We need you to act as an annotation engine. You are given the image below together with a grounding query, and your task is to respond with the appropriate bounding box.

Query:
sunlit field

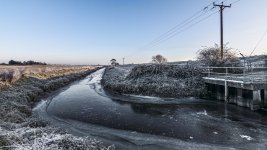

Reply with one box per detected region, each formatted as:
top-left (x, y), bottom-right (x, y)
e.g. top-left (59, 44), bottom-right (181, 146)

top-left (0, 65), bottom-right (96, 87)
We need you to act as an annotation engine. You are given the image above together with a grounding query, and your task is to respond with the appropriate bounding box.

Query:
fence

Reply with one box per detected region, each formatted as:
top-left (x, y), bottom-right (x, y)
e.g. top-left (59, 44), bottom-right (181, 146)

top-left (203, 67), bottom-right (267, 83)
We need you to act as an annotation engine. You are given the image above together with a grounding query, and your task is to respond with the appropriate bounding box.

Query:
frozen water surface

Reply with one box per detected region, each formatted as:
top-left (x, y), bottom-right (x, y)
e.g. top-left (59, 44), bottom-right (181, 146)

top-left (34, 68), bottom-right (267, 150)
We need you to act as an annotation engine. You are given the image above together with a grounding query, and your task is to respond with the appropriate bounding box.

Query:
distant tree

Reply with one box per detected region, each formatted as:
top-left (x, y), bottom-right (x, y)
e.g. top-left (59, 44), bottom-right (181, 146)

top-left (23, 60), bottom-right (47, 65)
top-left (9, 60), bottom-right (22, 65)
top-left (8, 60), bottom-right (47, 65)
top-left (197, 44), bottom-right (241, 67)
top-left (110, 59), bottom-right (119, 66)
top-left (152, 54), bottom-right (167, 64)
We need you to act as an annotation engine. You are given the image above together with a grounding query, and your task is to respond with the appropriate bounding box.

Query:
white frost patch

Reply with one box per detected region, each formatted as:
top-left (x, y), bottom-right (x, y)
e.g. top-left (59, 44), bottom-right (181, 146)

top-left (126, 94), bottom-right (162, 99)
top-left (0, 127), bottom-right (114, 150)
top-left (203, 77), bottom-right (246, 84)
top-left (87, 68), bottom-right (105, 84)
top-left (32, 100), bottom-right (47, 111)
top-left (240, 135), bottom-right (253, 141)
top-left (197, 110), bottom-right (208, 116)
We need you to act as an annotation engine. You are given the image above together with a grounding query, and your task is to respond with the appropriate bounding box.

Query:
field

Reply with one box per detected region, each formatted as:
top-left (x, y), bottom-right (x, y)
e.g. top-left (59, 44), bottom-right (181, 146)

top-left (0, 65), bottom-right (96, 88)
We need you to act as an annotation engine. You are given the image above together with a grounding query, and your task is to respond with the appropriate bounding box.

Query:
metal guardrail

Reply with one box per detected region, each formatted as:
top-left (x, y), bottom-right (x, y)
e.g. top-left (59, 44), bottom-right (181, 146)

top-left (203, 67), bottom-right (267, 83)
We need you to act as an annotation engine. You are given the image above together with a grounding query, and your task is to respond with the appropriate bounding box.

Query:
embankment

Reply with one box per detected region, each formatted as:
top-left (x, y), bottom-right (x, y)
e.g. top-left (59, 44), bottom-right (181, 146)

top-left (0, 67), bottom-right (112, 149)
top-left (102, 64), bottom-right (207, 98)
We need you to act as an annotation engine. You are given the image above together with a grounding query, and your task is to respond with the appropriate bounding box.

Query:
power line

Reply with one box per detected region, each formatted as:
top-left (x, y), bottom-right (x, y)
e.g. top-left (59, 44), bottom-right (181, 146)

top-left (148, 2), bottom-right (217, 47)
top-left (125, 1), bottom-right (221, 58)
top-left (143, 1), bottom-right (235, 48)
top-left (145, 1), bottom-right (223, 49)
top-left (150, 10), bottom-right (220, 49)
top-left (149, 0), bottom-right (242, 52)
top-left (231, 0), bottom-right (241, 5)
top-left (148, 11), bottom-right (213, 48)
top-left (125, 0), bottom-right (241, 59)
top-left (148, 10), bottom-right (208, 47)
top-left (250, 28), bottom-right (267, 56)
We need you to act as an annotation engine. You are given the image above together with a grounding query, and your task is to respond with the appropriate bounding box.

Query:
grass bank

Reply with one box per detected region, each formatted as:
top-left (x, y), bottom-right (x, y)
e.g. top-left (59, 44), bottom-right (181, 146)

top-left (102, 64), bottom-right (207, 98)
top-left (0, 66), bottom-right (113, 149)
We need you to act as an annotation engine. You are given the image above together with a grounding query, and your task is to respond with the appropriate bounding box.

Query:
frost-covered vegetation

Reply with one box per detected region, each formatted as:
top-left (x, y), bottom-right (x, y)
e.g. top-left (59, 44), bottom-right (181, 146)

top-left (0, 127), bottom-right (113, 150)
top-left (0, 66), bottom-right (113, 149)
top-left (102, 64), bottom-right (206, 98)
top-left (197, 44), bottom-right (242, 70)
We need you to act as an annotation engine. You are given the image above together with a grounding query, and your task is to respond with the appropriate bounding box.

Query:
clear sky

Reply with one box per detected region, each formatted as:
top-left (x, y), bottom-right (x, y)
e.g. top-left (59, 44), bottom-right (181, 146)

top-left (0, 0), bottom-right (266, 65)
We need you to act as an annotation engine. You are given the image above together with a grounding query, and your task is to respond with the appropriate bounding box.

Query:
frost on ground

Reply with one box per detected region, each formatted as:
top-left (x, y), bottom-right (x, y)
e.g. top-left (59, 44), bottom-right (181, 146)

top-left (102, 64), bottom-right (207, 98)
top-left (240, 135), bottom-right (253, 141)
top-left (0, 66), bottom-right (112, 149)
top-left (0, 127), bottom-right (114, 150)
top-left (197, 110), bottom-right (208, 115)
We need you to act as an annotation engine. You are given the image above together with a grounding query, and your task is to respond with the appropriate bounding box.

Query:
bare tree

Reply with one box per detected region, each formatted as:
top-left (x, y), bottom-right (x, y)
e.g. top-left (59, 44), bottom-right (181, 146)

top-left (152, 54), bottom-right (167, 64)
top-left (197, 44), bottom-right (240, 67)
top-left (110, 59), bottom-right (119, 66)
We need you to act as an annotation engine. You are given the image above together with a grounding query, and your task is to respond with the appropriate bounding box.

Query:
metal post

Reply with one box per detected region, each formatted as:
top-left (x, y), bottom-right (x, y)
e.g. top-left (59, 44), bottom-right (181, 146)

top-left (243, 67), bottom-right (245, 82)
top-left (208, 67), bottom-right (210, 77)
top-left (225, 80), bottom-right (228, 102)
top-left (251, 67), bottom-right (254, 83)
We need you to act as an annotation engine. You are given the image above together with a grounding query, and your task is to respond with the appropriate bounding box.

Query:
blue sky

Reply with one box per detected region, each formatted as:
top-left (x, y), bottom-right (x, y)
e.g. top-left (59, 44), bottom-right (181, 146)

top-left (0, 0), bottom-right (266, 65)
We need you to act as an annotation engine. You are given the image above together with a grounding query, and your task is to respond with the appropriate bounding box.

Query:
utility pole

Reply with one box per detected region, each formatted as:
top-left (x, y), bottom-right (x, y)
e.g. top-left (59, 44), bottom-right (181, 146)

top-left (213, 2), bottom-right (231, 59)
top-left (122, 57), bottom-right (125, 65)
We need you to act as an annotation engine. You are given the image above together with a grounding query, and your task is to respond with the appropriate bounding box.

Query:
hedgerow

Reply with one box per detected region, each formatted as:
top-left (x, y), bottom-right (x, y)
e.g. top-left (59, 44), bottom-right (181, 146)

top-left (102, 64), bottom-right (207, 98)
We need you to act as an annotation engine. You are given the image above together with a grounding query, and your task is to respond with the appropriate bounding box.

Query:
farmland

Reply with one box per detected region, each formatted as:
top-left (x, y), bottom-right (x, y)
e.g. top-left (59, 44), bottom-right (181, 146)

top-left (0, 65), bottom-right (96, 88)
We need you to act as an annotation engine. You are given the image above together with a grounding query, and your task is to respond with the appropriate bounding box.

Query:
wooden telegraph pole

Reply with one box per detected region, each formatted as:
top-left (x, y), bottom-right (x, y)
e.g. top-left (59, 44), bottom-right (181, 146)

top-left (213, 2), bottom-right (231, 59)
